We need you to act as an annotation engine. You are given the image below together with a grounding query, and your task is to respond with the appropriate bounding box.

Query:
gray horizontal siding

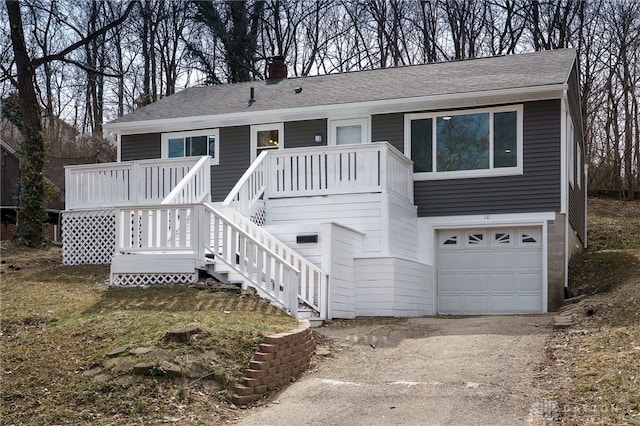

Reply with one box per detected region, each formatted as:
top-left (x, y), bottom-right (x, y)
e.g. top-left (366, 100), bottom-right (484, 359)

top-left (285, 119), bottom-right (327, 148)
top-left (211, 126), bottom-right (250, 202)
top-left (567, 62), bottom-right (586, 244)
top-left (372, 113), bottom-right (404, 152)
top-left (121, 133), bottom-right (161, 161)
top-left (414, 99), bottom-right (562, 216)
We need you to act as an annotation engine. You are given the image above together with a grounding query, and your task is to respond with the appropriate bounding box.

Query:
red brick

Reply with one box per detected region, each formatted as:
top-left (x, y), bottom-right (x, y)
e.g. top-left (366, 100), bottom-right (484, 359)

top-left (254, 384), bottom-right (268, 394)
top-left (243, 377), bottom-right (261, 387)
top-left (279, 367), bottom-right (292, 377)
top-left (263, 334), bottom-right (285, 345)
top-left (234, 384), bottom-right (254, 396)
top-left (260, 375), bottom-right (275, 385)
top-left (245, 369), bottom-right (267, 379)
top-left (232, 394), bottom-right (257, 406)
top-left (259, 343), bottom-right (279, 353)
top-left (249, 360), bottom-right (269, 370)
top-left (254, 352), bottom-right (273, 361)
top-left (270, 358), bottom-right (282, 367)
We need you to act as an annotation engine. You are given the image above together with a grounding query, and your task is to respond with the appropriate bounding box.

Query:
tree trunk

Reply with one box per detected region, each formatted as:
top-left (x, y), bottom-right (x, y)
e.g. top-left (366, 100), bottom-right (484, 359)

top-left (6, 0), bottom-right (49, 245)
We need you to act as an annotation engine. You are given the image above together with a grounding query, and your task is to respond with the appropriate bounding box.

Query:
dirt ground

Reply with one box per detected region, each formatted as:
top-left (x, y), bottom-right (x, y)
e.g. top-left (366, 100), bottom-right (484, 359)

top-left (235, 315), bottom-right (552, 426)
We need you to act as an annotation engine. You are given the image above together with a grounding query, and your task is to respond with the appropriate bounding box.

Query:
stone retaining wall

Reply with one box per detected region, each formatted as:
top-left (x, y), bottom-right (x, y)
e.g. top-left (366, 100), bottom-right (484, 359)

top-left (232, 318), bottom-right (314, 406)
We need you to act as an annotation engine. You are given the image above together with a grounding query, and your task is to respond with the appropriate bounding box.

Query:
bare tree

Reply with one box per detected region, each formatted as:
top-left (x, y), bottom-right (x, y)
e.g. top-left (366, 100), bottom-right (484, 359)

top-left (5, 0), bottom-right (135, 245)
top-left (192, 0), bottom-right (265, 83)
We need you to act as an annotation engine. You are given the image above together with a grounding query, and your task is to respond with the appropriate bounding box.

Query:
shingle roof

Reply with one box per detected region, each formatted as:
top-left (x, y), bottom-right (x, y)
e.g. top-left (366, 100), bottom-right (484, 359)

top-left (110, 49), bottom-right (576, 125)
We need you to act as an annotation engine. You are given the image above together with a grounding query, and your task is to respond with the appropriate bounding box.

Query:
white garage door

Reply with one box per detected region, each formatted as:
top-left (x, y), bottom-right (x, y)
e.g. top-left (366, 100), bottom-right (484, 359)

top-left (437, 227), bottom-right (543, 314)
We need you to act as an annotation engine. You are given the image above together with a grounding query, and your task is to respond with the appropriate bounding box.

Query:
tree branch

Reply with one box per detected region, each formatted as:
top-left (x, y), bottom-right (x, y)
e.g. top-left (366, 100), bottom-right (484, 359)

top-left (31, 1), bottom-right (137, 69)
top-left (57, 57), bottom-right (125, 78)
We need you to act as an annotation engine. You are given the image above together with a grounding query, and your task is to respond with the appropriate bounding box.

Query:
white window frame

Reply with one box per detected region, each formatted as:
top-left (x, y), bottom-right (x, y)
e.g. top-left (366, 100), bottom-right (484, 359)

top-left (250, 122), bottom-right (284, 162)
top-left (328, 117), bottom-right (371, 146)
top-left (567, 115), bottom-right (575, 187)
top-left (161, 128), bottom-right (219, 165)
top-left (576, 142), bottom-right (582, 189)
top-left (404, 105), bottom-right (523, 181)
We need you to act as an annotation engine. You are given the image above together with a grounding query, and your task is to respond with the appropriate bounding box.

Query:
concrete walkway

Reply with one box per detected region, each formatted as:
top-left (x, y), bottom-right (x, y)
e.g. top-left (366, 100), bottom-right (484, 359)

top-left (235, 316), bottom-right (552, 426)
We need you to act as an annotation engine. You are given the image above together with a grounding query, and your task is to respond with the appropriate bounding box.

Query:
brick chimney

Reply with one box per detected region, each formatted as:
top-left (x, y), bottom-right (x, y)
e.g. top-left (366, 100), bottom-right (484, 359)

top-left (267, 55), bottom-right (287, 80)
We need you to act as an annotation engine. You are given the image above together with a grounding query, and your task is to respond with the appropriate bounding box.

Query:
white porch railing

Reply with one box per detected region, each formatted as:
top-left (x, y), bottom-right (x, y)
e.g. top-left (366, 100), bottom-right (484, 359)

top-left (224, 143), bottom-right (414, 222)
top-left (269, 142), bottom-right (413, 201)
top-left (115, 204), bottom-right (196, 253)
top-left (65, 157), bottom-right (204, 209)
top-left (161, 156), bottom-right (211, 205)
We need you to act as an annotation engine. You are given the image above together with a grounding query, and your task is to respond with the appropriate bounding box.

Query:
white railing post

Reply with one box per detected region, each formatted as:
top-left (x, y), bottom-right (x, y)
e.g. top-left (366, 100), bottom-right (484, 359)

top-left (131, 161), bottom-right (140, 205)
top-left (288, 269), bottom-right (299, 317)
top-left (379, 143), bottom-right (388, 194)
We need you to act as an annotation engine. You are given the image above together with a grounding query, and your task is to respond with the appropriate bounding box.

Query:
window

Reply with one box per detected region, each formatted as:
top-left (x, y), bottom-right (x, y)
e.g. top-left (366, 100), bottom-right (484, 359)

top-left (493, 232), bottom-right (512, 246)
top-left (251, 123), bottom-right (284, 162)
top-left (405, 105), bottom-right (523, 180)
top-left (465, 232), bottom-right (486, 247)
top-left (161, 129), bottom-right (219, 164)
top-left (567, 116), bottom-right (575, 186)
top-left (576, 143), bottom-right (582, 189)
top-left (518, 228), bottom-right (541, 246)
top-left (329, 117), bottom-right (370, 145)
top-left (439, 232), bottom-right (460, 247)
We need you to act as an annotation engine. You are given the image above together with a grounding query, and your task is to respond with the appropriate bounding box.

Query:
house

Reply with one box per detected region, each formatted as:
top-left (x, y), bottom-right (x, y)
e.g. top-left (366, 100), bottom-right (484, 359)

top-left (1, 139), bottom-right (65, 241)
top-left (62, 49), bottom-right (586, 319)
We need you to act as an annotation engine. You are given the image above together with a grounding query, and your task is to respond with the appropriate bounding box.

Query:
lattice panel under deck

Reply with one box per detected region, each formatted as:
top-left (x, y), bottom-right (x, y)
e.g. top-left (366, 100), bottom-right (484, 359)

top-left (251, 201), bottom-right (267, 226)
top-left (63, 209), bottom-right (115, 265)
top-left (110, 272), bottom-right (198, 287)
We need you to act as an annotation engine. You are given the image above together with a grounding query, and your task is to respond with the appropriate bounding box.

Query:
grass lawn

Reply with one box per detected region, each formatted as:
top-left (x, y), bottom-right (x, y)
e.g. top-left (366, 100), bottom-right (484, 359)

top-left (545, 197), bottom-right (640, 424)
top-left (0, 243), bottom-right (297, 425)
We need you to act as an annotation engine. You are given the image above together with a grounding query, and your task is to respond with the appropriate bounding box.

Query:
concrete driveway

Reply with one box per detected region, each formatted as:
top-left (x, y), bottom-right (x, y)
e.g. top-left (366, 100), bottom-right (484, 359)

top-left (235, 316), bottom-right (552, 426)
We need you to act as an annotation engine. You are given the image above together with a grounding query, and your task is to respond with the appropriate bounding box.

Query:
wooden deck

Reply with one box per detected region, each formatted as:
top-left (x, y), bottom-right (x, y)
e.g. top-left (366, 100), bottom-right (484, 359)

top-left (63, 143), bottom-right (431, 319)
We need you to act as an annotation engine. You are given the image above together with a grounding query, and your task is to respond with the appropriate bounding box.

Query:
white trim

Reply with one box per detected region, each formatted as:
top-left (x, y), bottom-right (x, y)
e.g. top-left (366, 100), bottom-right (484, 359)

top-left (404, 104), bottom-right (524, 181)
top-left (105, 85), bottom-right (567, 135)
top-left (542, 220), bottom-right (549, 312)
top-left (584, 163), bottom-right (588, 249)
top-left (250, 122), bottom-right (284, 163)
top-left (419, 211), bottom-right (555, 265)
top-left (564, 212), bottom-right (570, 289)
top-left (576, 142), bottom-right (582, 189)
top-left (116, 133), bottom-right (121, 162)
top-left (327, 117), bottom-right (371, 146)
top-left (160, 128), bottom-right (220, 165)
top-left (560, 96), bottom-right (568, 214)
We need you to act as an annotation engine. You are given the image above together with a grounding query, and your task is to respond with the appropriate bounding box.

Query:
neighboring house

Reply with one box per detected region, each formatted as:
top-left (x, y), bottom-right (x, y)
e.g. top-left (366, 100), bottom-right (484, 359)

top-left (1, 139), bottom-right (65, 241)
top-left (62, 49), bottom-right (586, 320)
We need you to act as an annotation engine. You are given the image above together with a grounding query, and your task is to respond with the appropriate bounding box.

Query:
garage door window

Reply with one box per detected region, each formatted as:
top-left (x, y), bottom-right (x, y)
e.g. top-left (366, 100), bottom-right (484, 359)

top-left (466, 232), bottom-right (486, 247)
top-left (493, 232), bottom-right (512, 246)
top-left (440, 233), bottom-right (459, 247)
top-left (519, 229), bottom-right (541, 246)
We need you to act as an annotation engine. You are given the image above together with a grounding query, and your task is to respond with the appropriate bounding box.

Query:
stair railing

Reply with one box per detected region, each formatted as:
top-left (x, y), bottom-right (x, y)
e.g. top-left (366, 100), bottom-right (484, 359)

top-left (161, 156), bottom-right (211, 205)
top-left (224, 206), bottom-right (328, 318)
top-left (222, 150), bottom-right (269, 225)
top-left (201, 204), bottom-right (299, 316)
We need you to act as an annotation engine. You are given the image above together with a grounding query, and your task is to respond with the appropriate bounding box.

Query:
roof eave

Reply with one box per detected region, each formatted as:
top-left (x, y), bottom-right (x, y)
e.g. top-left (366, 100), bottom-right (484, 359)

top-left (105, 84), bottom-right (568, 135)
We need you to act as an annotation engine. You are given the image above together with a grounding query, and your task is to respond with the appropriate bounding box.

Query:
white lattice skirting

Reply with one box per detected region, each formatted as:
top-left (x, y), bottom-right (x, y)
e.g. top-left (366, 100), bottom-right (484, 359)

top-left (62, 209), bottom-right (115, 265)
top-left (110, 272), bottom-right (198, 287)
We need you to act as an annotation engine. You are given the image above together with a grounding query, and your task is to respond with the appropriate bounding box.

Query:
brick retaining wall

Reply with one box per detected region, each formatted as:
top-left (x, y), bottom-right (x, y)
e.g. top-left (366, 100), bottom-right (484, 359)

top-left (232, 318), bottom-right (314, 406)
